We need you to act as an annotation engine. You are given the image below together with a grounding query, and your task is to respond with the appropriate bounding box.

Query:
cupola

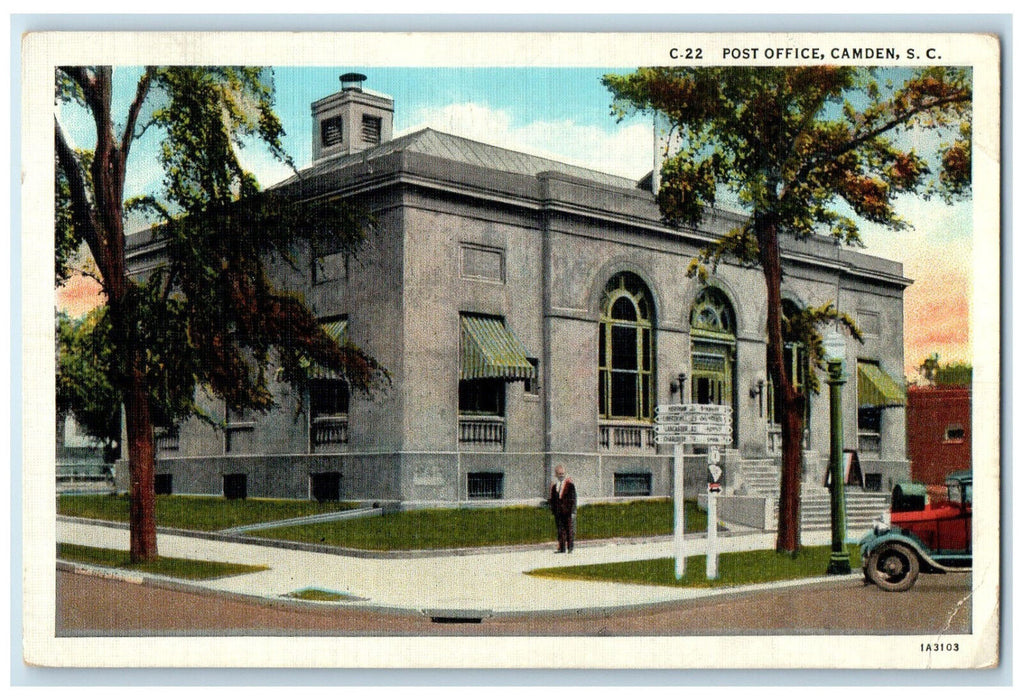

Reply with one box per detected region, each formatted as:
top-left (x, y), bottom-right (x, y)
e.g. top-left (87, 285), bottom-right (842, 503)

top-left (311, 72), bottom-right (394, 160)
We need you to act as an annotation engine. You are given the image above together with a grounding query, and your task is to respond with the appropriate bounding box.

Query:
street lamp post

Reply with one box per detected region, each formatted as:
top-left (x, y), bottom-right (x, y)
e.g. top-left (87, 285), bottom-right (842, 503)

top-left (823, 327), bottom-right (852, 575)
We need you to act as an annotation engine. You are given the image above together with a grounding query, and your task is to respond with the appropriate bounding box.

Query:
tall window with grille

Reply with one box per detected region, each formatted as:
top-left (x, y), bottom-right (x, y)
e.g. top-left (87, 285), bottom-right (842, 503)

top-left (689, 286), bottom-right (738, 446)
top-left (598, 272), bottom-right (655, 421)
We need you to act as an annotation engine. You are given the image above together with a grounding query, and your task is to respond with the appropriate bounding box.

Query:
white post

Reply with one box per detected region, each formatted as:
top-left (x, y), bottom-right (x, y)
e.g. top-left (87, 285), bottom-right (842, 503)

top-left (706, 487), bottom-right (719, 579)
top-left (673, 441), bottom-right (686, 579)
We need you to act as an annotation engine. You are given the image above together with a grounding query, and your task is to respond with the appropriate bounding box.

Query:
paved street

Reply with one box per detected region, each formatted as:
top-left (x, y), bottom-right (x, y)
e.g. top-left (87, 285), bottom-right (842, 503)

top-left (57, 568), bottom-right (972, 636)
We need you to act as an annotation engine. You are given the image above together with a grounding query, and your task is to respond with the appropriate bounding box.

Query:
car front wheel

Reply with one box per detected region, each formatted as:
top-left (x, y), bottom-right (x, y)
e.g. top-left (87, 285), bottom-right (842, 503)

top-left (866, 543), bottom-right (921, 592)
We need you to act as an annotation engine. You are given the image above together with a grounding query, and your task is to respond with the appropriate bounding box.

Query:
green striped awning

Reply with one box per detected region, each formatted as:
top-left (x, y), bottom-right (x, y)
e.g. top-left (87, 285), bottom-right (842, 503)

top-left (301, 319), bottom-right (348, 379)
top-left (857, 362), bottom-right (907, 408)
top-left (460, 315), bottom-right (536, 381)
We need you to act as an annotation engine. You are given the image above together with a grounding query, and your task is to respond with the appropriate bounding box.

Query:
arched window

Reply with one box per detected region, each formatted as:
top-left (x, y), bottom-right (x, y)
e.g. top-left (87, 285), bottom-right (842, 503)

top-left (690, 287), bottom-right (737, 443)
top-left (598, 272), bottom-right (655, 420)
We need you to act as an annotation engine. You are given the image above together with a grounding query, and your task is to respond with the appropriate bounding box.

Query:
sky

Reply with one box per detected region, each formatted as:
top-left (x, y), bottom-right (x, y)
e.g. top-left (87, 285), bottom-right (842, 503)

top-left (56, 66), bottom-right (974, 377)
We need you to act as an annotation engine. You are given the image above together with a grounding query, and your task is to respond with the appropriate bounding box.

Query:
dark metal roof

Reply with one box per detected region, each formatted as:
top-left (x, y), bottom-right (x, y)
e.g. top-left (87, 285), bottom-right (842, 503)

top-left (274, 128), bottom-right (640, 191)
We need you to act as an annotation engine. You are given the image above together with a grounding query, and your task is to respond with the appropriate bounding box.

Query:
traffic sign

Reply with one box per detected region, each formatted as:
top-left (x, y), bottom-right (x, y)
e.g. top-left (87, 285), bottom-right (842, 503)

top-left (654, 423), bottom-right (730, 435)
top-left (654, 433), bottom-right (731, 445)
top-left (656, 403), bottom-right (733, 416)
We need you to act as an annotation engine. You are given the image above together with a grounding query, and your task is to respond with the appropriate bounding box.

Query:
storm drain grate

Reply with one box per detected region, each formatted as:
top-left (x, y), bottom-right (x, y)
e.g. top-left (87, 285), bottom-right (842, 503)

top-left (423, 608), bottom-right (492, 624)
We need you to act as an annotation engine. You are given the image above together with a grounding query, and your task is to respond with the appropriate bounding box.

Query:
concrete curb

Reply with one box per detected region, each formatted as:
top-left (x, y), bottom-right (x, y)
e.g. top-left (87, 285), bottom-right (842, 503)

top-left (56, 557), bottom-right (865, 619)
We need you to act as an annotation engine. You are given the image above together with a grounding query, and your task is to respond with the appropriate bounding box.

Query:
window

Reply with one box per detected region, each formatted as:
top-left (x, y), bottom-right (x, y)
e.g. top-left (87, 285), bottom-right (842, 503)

top-left (361, 115), bottom-right (382, 145)
top-left (857, 359), bottom-right (907, 454)
top-left (223, 473), bottom-right (247, 500)
top-left (945, 424), bottom-right (966, 442)
top-left (155, 474), bottom-right (173, 496)
top-left (459, 378), bottom-right (505, 416)
top-left (459, 314), bottom-right (535, 448)
top-left (467, 472), bottom-right (504, 500)
top-left (689, 287), bottom-right (737, 444)
top-left (598, 272), bottom-right (655, 420)
top-left (614, 473), bottom-right (652, 497)
top-left (311, 379), bottom-right (350, 417)
top-left (155, 426), bottom-right (180, 452)
top-left (524, 358), bottom-right (540, 396)
top-left (320, 116), bottom-right (343, 148)
top-left (310, 472), bottom-right (342, 502)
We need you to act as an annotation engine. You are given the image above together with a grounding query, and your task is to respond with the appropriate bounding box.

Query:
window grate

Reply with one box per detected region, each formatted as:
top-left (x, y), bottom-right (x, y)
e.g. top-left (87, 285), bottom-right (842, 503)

top-left (614, 472), bottom-right (652, 497)
top-left (467, 472), bottom-right (504, 500)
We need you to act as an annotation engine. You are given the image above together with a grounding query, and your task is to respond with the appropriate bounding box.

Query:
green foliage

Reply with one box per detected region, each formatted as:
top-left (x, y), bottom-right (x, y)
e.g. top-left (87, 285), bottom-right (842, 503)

top-left (603, 66), bottom-right (971, 242)
top-left (529, 544), bottom-right (863, 588)
top-left (919, 353), bottom-right (972, 385)
top-left (785, 302), bottom-right (863, 394)
top-left (57, 494), bottom-right (360, 531)
top-left (57, 543), bottom-right (268, 579)
top-left (57, 310), bottom-right (120, 449)
top-left (252, 499), bottom-right (705, 550)
top-left (284, 588), bottom-right (363, 602)
top-left (55, 66), bottom-right (388, 434)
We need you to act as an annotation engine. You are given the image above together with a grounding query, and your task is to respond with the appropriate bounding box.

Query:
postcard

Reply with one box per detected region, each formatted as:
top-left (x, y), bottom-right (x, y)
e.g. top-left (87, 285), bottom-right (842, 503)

top-left (22, 30), bottom-right (1000, 669)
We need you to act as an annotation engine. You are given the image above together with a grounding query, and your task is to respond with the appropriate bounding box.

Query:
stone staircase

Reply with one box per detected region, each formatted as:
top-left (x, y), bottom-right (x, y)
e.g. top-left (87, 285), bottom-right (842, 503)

top-left (735, 457), bottom-right (889, 536)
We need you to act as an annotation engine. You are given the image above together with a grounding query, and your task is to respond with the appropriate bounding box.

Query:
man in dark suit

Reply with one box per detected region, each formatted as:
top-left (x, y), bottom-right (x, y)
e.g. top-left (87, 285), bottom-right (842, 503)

top-left (549, 464), bottom-right (577, 553)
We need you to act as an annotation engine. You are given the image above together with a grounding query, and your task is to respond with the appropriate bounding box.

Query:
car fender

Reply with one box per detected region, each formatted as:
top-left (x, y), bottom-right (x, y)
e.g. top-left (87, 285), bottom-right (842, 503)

top-left (861, 531), bottom-right (968, 574)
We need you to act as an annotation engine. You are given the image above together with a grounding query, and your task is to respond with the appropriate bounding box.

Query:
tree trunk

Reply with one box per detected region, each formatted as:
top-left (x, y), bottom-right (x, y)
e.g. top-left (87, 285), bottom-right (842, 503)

top-left (756, 211), bottom-right (804, 554)
top-left (125, 350), bottom-right (158, 562)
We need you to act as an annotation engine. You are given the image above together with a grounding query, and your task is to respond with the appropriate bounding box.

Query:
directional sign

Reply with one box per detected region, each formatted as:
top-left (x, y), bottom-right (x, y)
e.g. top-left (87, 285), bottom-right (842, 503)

top-left (654, 423), bottom-right (730, 435)
top-left (656, 413), bottom-right (730, 426)
top-left (656, 403), bottom-right (733, 416)
top-left (654, 433), bottom-right (731, 446)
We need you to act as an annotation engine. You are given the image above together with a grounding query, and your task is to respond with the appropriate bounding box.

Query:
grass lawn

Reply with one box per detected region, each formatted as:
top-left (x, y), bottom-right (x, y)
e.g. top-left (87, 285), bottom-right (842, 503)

top-left (284, 588), bottom-right (363, 602)
top-left (528, 544), bottom-right (862, 588)
top-left (250, 498), bottom-right (705, 550)
top-left (57, 494), bottom-right (360, 532)
top-left (57, 543), bottom-right (268, 580)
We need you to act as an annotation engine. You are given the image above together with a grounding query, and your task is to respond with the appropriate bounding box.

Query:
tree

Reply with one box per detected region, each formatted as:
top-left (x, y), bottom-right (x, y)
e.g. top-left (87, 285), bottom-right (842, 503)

top-left (55, 66), bottom-right (387, 562)
top-left (603, 67), bottom-right (971, 553)
top-left (919, 353), bottom-right (972, 386)
top-left (56, 309), bottom-right (120, 462)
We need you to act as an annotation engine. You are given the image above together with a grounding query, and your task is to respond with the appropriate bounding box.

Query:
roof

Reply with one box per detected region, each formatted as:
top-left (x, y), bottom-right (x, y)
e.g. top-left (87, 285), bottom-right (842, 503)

top-left (275, 128), bottom-right (641, 191)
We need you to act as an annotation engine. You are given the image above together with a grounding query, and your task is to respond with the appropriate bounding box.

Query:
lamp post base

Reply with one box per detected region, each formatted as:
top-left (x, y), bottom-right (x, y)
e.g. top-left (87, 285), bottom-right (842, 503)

top-left (827, 552), bottom-right (852, 575)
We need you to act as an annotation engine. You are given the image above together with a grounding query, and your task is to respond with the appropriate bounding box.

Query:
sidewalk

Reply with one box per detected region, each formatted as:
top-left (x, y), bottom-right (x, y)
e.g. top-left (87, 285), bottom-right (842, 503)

top-left (56, 518), bottom-right (848, 615)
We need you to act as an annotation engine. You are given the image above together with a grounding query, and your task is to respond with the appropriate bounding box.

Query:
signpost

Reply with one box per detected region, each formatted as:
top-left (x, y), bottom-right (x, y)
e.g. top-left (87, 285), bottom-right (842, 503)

top-left (655, 403), bottom-right (733, 580)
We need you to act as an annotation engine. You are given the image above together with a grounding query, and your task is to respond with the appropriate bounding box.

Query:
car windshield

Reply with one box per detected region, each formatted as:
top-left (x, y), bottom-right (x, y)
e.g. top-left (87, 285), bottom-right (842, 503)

top-left (947, 480), bottom-right (972, 506)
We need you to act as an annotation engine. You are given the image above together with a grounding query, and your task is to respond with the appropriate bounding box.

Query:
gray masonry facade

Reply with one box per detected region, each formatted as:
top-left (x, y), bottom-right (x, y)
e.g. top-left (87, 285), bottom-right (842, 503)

top-left (121, 80), bottom-right (912, 507)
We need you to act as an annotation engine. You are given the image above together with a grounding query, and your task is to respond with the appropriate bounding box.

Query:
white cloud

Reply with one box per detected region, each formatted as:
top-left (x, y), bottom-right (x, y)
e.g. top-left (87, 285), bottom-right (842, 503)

top-left (403, 102), bottom-right (656, 181)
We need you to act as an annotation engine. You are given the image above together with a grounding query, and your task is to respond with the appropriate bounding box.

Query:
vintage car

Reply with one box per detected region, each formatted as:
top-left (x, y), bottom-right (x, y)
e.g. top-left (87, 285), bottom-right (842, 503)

top-left (860, 470), bottom-right (972, 592)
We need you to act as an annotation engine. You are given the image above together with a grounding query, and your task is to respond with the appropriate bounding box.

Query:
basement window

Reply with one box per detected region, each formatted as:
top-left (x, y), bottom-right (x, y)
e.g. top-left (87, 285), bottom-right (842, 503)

top-left (614, 472), bottom-right (652, 497)
top-left (467, 472), bottom-right (504, 500)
